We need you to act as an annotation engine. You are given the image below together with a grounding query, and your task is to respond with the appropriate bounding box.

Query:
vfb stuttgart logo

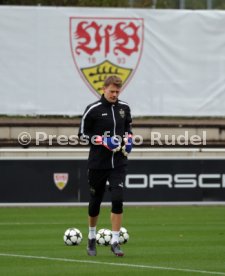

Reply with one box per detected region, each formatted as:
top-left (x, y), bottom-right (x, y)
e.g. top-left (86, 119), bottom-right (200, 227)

top-left (70, 17), bottom-right (144, 97)
top-left (53, 173), bottom-right (69, 191)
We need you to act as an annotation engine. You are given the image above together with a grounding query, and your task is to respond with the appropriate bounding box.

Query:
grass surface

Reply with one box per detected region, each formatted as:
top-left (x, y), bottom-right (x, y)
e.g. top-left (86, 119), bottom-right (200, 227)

top-left (0, 206), bottom-right (224, 276)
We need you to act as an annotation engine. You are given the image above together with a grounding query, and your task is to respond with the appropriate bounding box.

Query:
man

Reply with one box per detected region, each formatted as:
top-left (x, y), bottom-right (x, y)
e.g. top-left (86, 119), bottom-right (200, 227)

top-left (78, 75), bottom-right (133, 257)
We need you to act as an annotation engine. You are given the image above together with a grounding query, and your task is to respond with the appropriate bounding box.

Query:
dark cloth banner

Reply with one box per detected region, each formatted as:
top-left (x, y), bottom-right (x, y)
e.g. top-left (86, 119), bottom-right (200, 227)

top-left (0, 159), bottom-right (225, 203)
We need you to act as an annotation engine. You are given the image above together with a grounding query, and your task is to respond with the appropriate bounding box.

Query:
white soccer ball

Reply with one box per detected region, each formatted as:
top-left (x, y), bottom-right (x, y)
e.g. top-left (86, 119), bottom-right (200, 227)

top-left (119, 227), bottom-right (129, 244)
top-left (96, 228), bottom-right (112, 246)
top-left (63, 228), bottom-right (83, 246)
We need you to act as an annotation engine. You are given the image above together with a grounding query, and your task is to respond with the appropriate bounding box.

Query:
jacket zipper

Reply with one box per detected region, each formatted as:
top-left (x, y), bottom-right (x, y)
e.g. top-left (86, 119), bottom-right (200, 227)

top-left (111, 105), bottom-right (116, 168)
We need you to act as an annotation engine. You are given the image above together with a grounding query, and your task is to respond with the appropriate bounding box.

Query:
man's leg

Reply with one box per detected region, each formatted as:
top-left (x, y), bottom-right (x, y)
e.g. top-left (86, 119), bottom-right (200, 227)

top-left (88, 215), bottom-right (98, 239)
top-left (87, 169), bottom-right (107, 256)
top-left (89, 216), bottom-right (98, 227)
top-left (111, 212), bottom-right (123, 231)
top-left (87, 215), bottom-right (98, 256)
top-left (111, 212), bottom-right (123, 251)
top-left (109, 167), bottom-right (126, 257)
top-left (87, 198), bottom-right (102, 256)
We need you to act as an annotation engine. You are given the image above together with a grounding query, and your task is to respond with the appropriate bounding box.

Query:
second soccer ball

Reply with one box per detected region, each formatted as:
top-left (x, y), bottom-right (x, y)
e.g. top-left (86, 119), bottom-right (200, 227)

top-left (63, 228), bottom-right (83, 246)
top-left (119, 227), bottom-right (129, 244)
top-left (96, 228), bottom-right (112, 246)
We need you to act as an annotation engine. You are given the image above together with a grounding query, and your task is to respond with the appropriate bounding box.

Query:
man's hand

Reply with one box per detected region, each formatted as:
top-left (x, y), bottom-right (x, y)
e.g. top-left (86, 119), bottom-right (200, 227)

top-left (122, 134), bottom-right (133, 156)
top-left (95, 136), bottom-right (121, 152)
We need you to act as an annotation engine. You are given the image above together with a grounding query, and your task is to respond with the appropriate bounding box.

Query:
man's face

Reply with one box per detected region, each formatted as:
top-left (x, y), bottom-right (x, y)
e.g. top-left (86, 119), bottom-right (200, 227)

top-left (103, 84), bottom-right (121, 103)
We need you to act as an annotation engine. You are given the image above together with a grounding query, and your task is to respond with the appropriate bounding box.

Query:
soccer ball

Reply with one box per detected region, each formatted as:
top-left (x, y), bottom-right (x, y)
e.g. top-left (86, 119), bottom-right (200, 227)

top-left (119, 227), bottom-right (129, 244)
top-left (63, 228), bottom-right (83, 246)
top-left (96, 228), bottom-right (112, 246)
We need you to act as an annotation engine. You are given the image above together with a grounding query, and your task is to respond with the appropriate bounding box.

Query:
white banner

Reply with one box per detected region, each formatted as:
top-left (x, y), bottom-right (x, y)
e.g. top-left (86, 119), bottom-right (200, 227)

top-left (1, 6), bottom-right (225, 116)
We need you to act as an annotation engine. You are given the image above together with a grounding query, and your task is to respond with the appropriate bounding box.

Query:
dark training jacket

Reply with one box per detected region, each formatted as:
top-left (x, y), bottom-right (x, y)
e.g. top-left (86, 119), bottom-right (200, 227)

top-left (78, 95), bottom-right (132, 169)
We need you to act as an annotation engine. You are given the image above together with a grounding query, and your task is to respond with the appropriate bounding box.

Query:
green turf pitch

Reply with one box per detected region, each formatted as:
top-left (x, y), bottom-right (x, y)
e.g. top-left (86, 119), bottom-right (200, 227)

top-left (0, 206), bottom-right (224, 276)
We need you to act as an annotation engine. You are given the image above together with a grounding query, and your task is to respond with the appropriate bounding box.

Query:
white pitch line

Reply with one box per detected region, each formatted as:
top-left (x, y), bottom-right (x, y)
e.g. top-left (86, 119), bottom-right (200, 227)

top-left (0, 253), bottom-right (224, 275)
top-left (1, 201), bottom-right (225, 207)
top-left (0, 222), bottom-right (67, 225)
top-left (0, 221), bottom-right (224, 226)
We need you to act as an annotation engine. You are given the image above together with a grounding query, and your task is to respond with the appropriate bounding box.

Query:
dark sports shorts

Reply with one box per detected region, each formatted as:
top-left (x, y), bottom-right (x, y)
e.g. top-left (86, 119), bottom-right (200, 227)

top-left (88, 166), bottom-right (126, 197)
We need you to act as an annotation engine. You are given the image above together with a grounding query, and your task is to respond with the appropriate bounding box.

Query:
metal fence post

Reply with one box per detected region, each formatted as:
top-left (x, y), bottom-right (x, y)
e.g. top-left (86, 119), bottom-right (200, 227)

top-left (207, 0), bottom-right (212, 9)
top-left (129, 0), bottom-right (134, 7)
top-left (179, 0), bottom-right (185, 9)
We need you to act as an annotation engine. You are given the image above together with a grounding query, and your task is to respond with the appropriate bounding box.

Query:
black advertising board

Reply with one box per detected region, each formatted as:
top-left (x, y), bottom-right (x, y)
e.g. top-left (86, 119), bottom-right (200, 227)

top-left (0, 160), bottom-right (81, 203)
top-left (123, 159), bottom-right (225, 202)
top-left (0, 158), bottom-right (225, 203)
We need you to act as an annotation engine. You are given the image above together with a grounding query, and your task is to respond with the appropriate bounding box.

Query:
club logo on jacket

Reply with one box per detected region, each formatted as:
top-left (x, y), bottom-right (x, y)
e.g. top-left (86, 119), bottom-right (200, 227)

top-left (70, 16), bottom-right (144, 97)
top-left (119, 109), bottom-right (125, 118)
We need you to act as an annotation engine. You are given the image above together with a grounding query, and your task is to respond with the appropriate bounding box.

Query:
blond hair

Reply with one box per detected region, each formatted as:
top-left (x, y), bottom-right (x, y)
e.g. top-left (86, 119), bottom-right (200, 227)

top-left (104, 75), bottom-right (122, 88)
